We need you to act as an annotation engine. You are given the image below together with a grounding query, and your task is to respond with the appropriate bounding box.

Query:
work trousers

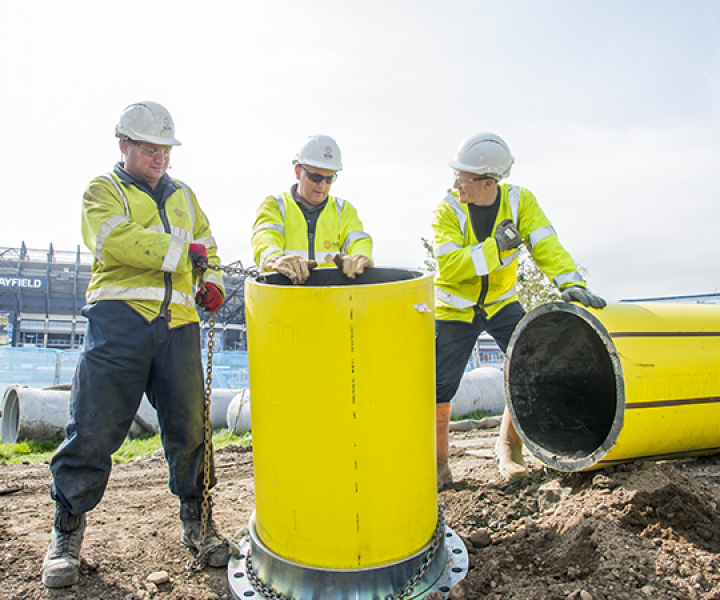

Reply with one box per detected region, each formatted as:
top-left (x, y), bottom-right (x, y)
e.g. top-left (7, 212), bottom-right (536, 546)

top-left (435, 301), bottom-right (526, 405)
top-left (50, 300), bottom-right (214, 516)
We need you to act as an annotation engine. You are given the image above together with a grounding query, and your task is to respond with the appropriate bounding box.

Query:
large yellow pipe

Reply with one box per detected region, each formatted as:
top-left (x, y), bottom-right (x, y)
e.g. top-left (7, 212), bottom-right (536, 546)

top-left (505, 302), bottom-right (720, 472)
top-left (245, 268), bottom-right (437, 569)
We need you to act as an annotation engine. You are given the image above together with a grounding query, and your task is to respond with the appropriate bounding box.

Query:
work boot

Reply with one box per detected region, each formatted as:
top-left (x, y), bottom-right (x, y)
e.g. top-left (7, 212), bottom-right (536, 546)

top-left (42, 504), bottom-right (86, 588)
top-left (180, 498), bottom-right (229, 567)
top-left (436, 403), bottom-right (453, 491)
top-left (495, 438), bottom-right (529, 481)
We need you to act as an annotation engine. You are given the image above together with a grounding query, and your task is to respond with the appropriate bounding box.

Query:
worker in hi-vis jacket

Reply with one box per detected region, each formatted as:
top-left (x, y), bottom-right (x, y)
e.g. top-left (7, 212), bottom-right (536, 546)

top-left (43, 102), bottom-right (229, 589)
top-left (432, 132), bottom-right (605, 490)
top-left (251, 134), bottom-right (373, 284)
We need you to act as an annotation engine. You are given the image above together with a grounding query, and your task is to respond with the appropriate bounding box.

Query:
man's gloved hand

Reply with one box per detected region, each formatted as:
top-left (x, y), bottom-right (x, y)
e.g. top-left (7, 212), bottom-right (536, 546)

top-left (189, 243), bottom-right (209, 270)
top-left (494, 220), bottom-right (523, 254)
top-left (196, 283), bottom-right (223, 312)
top-left (333, 253), bottom-right (373, 279)
top-left (561, 285), bottom-right (607, 309)
top-left (269, 255), bottom-right (317, 285)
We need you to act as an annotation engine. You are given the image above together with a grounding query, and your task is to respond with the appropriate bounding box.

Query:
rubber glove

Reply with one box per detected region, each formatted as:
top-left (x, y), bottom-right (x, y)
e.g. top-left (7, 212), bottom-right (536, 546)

top-left (494, 220), bottom-right (522, 253)
top-left (196, 283), bottom-right (224, 311)
top-left (561, 286), bottom-right (607, 309)
top-left (189, 243), bottom-right (209, 270)
top-left (269, 255), bottom-right (317, 285)
top-left (333, 253), bottom-right (372, 279)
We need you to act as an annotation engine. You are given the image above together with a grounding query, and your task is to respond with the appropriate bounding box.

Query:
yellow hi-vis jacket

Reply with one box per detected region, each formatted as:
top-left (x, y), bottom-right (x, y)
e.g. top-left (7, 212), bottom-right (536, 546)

top-left (433, 185), bottom-right (584, 322)
top-left (251, 191), bottom-right (373, 270)
top-left (82, 171), bottom-right (224, 327)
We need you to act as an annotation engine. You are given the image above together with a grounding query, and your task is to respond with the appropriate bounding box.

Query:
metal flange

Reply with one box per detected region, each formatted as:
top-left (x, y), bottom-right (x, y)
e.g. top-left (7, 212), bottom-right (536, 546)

top-left (228, 513), bottom-right (468, 599)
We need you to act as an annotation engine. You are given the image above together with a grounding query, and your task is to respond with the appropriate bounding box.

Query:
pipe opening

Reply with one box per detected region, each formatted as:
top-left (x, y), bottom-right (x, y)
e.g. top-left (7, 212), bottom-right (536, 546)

top-left (507, 305), bottom-right (623, 470)
top-left (261, 267), bottom-right (423, 287)
top-left (1, 388), bottom-right (20, 444)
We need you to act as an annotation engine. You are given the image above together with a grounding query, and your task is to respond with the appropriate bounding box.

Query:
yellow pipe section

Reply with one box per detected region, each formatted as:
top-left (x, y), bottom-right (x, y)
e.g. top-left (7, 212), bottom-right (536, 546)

top-left (245, 269), bottom-right (437, 569)
top-left (505, 301), bottom-right (720, 472)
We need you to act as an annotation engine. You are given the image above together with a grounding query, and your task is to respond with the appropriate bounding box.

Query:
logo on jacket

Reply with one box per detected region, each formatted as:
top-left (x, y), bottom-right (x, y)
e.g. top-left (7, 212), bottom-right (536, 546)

top-left (174, 208), bottom-right (188, 218)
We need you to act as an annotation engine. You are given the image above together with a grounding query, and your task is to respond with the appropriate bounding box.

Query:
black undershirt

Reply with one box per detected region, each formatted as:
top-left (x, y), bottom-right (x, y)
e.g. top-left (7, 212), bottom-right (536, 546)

top-left (467, 188), bottom-right (501, 243)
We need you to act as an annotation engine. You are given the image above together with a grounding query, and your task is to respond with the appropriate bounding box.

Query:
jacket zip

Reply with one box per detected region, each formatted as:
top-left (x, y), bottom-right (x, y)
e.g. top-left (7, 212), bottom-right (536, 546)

top-left (157, 205), bottom-right (173, 321)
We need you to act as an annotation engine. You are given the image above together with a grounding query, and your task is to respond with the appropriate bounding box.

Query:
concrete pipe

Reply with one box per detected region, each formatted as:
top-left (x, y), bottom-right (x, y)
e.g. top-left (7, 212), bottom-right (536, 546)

top-left (1, 386), bottom-right (161, 443)
top-left (451, 367), bottom-right (505, 417)
top-left (505, 301), bottom-right (720, 472)
top-left (225, 389), bottom-right (251, 435)
top-left (232, 267), bottom-right (469, 599)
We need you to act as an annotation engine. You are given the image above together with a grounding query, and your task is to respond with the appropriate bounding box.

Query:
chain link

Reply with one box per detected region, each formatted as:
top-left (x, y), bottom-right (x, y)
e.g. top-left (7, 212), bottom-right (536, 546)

top-left (385, 505), bottom-right (446, 600)
top-left (243, 506), bottom-right (446, 599)
top-left (205, 263), bottom-right (262, 279)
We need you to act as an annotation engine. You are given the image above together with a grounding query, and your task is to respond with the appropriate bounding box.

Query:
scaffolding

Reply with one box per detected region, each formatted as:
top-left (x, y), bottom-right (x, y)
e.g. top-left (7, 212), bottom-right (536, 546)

top-left (0, 243), bottom-right (249, 351)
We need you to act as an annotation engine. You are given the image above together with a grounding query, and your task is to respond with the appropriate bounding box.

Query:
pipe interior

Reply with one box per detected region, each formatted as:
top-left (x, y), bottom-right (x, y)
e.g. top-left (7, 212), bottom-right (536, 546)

top-left (508, 311), bottom-right (618, 459)
top-left (1, 390), bottom-right (19, 444)
top-left (260, 267), bottom-right (422, 287)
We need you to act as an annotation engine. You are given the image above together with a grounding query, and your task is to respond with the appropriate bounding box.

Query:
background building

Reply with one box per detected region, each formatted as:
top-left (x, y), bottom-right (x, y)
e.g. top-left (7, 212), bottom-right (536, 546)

top-left (0, 243), bottom-right (250, 351)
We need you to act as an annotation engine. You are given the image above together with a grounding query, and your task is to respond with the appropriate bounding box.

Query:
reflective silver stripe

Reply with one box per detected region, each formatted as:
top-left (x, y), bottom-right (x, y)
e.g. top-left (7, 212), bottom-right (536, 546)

top-left (274, 195), bottom-right (287, 221)
top-left (147, 224), bottom-right (191, 243)
top-left (470, 243), bottom-right (490, 276)
top-left (260, 246), bottom-right (283, 268)
top-left (498, 249), bottom-right (520, 268)
top-left (204, 271), bottom-right (223, 287)
top-left (335, 197), bottom-right (345, 222)
top-left (435, 288), bottom-right (476, 309)
top-left (445, 193), bottom-right (467, 237)
top-left (95, 214), bottom-right (130, 264)
top-left (252, 223), bottom-right (285, 236)
top-left (485, 286), bottom-right (518, 306)
top-left (178, 181), bottom-right (195, 228)
top-left (341, 231), bottom-right (370, 254)
top-left (161, 235), bottom-right (185, 273)
top-left (436, 241), bottom-right (461, 257)
top-left (436, 285), bottom-right (519, 311)
top-left (508, 185), bottom-right (521, 224)
top-left (99, 174), bottom-right (130, 216)
top-left (528, 225), bottom-right (556, 250)
top-left (170, 225), bottom-right (193, 243)
top-left (87, 285), bottom-right (195, 308)
top-left (284, 249), bottom-right (310, 259)
top-left (194, 235), bottom-right (217, 249)
top-left (554, 271), bottom-right (584, 287)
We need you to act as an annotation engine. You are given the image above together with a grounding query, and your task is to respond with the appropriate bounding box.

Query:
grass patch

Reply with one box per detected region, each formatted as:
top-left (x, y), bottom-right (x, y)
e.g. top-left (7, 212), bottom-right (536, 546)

top-left (451, 409), bottom-right (490, 421)
top-left (0, 429), bottom-right (252, 465)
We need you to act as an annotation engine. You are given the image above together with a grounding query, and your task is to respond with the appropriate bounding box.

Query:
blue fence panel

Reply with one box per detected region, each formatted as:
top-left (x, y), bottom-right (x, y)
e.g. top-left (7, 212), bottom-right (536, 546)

top-left (201, 351), bottom-right (248, 389)
top-left (0, 348), bottom-right (249, 401)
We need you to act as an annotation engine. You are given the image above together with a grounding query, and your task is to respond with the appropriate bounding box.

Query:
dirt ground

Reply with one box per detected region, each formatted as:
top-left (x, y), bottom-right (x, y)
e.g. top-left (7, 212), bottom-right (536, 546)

top-left (2, 426), bottom-right (720, 600)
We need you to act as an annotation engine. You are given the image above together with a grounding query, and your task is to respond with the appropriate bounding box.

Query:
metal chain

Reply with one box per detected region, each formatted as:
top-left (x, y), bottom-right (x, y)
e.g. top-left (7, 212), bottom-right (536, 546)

top-left (205, 263), bottom-right (261, 279)
top-left (385, 505), bottom-right (446, 600)
top-left (243, 506), bottom-right (446, 600)
top-left (190, 266), bottom-right (249, 571)
top-left (191, 306), bottom-right (215, 570)
top-left (245, 550), bottom-right (293, 600)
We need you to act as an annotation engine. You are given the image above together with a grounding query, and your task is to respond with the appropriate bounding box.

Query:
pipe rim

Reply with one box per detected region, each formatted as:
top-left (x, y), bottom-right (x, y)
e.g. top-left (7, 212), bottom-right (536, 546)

top-left (249, 267), bottom-right (432, 289)
top-left (505, 302), bottom-right (626, 471)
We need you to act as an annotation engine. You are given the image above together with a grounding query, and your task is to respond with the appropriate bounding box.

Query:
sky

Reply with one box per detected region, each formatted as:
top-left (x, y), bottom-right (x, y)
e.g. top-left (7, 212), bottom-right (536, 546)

top-left (1, 0), bottom-right (719, 303)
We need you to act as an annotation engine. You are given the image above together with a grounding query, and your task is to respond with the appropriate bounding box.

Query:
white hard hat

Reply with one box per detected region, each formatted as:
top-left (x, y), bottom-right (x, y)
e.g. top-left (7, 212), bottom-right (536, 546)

top-left (449, 133), bottom-right (514, 180)
top-left (292, 134), bottom-right (343, 171)
top-left (115, 101), bottom-right (181, 146)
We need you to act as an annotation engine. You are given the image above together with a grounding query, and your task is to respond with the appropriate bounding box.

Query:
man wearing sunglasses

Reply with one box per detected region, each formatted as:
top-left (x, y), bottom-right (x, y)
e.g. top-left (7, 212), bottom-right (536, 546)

top-left (42, 102), bottom-right (230, 588)
top-left (252, 134), bottom-right (373, 284)
top-left (433, 132), bottom-right (605, 490)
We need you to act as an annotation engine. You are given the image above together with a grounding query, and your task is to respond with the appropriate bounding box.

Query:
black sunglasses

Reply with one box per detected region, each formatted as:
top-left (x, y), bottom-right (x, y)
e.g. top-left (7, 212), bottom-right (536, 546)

top-left (300, 165), bottom-right (337, 184)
